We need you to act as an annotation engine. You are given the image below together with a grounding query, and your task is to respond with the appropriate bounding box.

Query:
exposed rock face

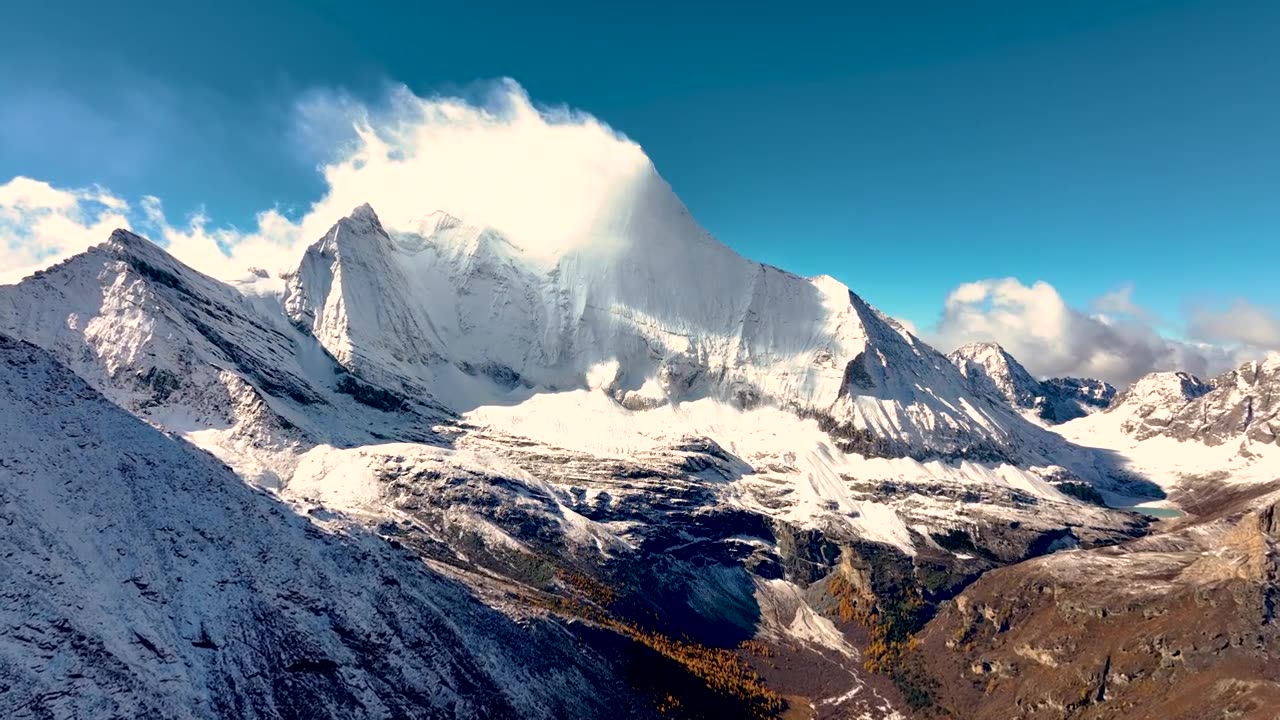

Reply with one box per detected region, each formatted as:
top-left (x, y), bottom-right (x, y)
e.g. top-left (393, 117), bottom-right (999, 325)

top-left (0, 218), bottom-right (1162, 719)
top-left (1110, 371), bottom-right (1214, 439)
top-left (1186, 358), bottom-right (1280, 447)
top-left (917, 485), bottom-right (1280, 719)
top-left (948, 343), bottom-right (1116, 424)
top-left (6, 202), bottom-right (1276, 718)
top-left (949, 343), bottom-right (1044, 409)
top-left (1116, 359), bottom-right (1279, 447)
top-left (1039, 377), bottom-right (1117, 423)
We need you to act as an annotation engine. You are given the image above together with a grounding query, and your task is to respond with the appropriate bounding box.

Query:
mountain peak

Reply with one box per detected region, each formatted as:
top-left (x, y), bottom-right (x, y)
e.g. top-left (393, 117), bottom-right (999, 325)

top-left (339, 202), bottom-right (386, 234)
top-left (417, 209), bottom-right (465, 235)
top-left (107, 227), bottom-right (145, 245)
top-left (1040, 376), bottom-right (1117, 416)
top-left (1112, 365), bottom-right (1279, 446)
top-left (1117, 370), bottom-right (1211, 408)
top-left (350, 202), bottom-right (378, 219)
top-left (1109, 370), bottom-right (1212, 438)
top-left (104, 228), bottom-right (165, 260)
top-left (947, 343), bottom-right (1117, 423)
top-left (951, 341), bottom-right (1014, 361)
top-left (95, 229), bottom-right (237, 297)
top-left (284, 204), bottom-right (444, 387)
top-left (948, 342), bottom-right (1041, 408)
top-left (307, 204), bottom-right (397, 262)
top-left (267, 193), bottom-right (1084, 464)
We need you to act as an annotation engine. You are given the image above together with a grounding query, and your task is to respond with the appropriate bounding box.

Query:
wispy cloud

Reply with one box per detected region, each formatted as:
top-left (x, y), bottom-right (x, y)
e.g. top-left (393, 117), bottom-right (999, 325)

top-left (2, 79), bottom-right (653, 283)
top-left (1187, 300), bottom-right (1280, 349)
top-left (136, 196), bottom-right (302, 282)
top-left (0, 177), bottom-right (131, 284)
top-left (926, 276), bottom-right (1272, 386)
top-left (1090, 284), bottom-right (1157, 325)
top-left (286, 79), bottom-right (651, 262)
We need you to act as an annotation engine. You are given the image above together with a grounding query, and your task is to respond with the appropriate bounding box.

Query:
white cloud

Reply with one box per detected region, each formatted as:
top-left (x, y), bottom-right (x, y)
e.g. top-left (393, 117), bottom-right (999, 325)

top-left (894, 316), bottom-right (919, 336)
top-left (0, 177), bottom-right (131, 284)
top-left (928, 277), bottom-right (1261, 387)
top-left (137, 196), bottom-right (301, 282)
top-left (288, 79), bottom-right (651, 264)
top-left (3, 79), bottom-right (653, 283)
top-left (1187, 301), bottom-right (1280, 350)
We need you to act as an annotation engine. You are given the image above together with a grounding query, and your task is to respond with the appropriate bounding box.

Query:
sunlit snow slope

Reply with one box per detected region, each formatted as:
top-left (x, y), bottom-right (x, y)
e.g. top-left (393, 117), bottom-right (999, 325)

top-left (282, 171), bottom-right (1092, 468)
top-left (1058, 360), bottom-right (1280, 493)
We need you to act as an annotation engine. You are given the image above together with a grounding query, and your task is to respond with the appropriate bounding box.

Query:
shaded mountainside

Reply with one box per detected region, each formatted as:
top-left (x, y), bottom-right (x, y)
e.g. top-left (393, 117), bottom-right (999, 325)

top-left (1039, 377), bottom-right (1117, 424)
top-left (0, 334), bottom-right (656, 720)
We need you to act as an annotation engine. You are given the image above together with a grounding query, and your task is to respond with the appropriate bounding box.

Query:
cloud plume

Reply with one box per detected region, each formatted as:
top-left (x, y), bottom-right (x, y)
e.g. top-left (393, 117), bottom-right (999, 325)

top-left (1187, 301), bottom-right (1280, 350)
top-left (2, 79), bottom-right (651, 283)
top-left (289, 80), bottom-right (651, 264)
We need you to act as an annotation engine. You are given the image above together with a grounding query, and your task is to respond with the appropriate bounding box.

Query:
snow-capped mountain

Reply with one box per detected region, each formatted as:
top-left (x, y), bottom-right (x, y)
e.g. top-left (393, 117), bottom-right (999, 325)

top-left (280, 173), bottom-right (1090, 466)
top-left (0, 334), bottom-right (653, 719)
top-left (948, 343), bottom-right (1044, 410)
top-left (0, 227), bottom-right (451, 487)
top-left (0, 183), bottom-right (1154, 548)
top-left (1053, 359), bottom-right (1280, 515)
top-left (948, 342), bottom-right (1117, 424)
top-left (5, 164), bottom-right (1268, 717)
top-left (1108, 358), bottom-right (1279, 448)
top-left (1190, 356), bottom-right (1280, 448)
top-left (1108, 370), bottom-right (1215, 440)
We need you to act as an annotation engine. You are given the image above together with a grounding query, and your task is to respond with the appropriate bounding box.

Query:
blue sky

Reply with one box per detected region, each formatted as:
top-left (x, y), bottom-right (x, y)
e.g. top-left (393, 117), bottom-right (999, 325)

top-left (1, 0), bottom-right (1278, 380)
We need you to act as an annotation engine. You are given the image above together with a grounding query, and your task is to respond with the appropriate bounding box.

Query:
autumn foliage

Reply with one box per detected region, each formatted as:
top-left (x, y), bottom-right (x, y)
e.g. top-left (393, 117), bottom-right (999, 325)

top-left (528, 567), bottom-right (785, 717)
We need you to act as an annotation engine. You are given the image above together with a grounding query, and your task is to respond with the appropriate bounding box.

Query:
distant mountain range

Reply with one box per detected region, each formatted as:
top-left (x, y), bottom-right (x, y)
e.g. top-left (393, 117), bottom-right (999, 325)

top-left (948, 342), bottom-right (1117, 424)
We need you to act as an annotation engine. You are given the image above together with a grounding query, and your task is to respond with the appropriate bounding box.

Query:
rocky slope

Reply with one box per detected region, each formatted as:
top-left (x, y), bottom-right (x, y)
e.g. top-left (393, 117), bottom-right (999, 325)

top-left (1108, 370), bottom-right (1215, 440)
top-left (910, 351), bottom-right (1280, 718)
top-left (915, 480), bottom-right (1280, 719)
top-left (0, 333), bottom-right (656, 720)
top-left (1115, 358), bottom-right (1280, 449)
top-left (4, 175), bottom-right (1274, 716)
top-left (948, 343), bottom-right (1116, 424)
